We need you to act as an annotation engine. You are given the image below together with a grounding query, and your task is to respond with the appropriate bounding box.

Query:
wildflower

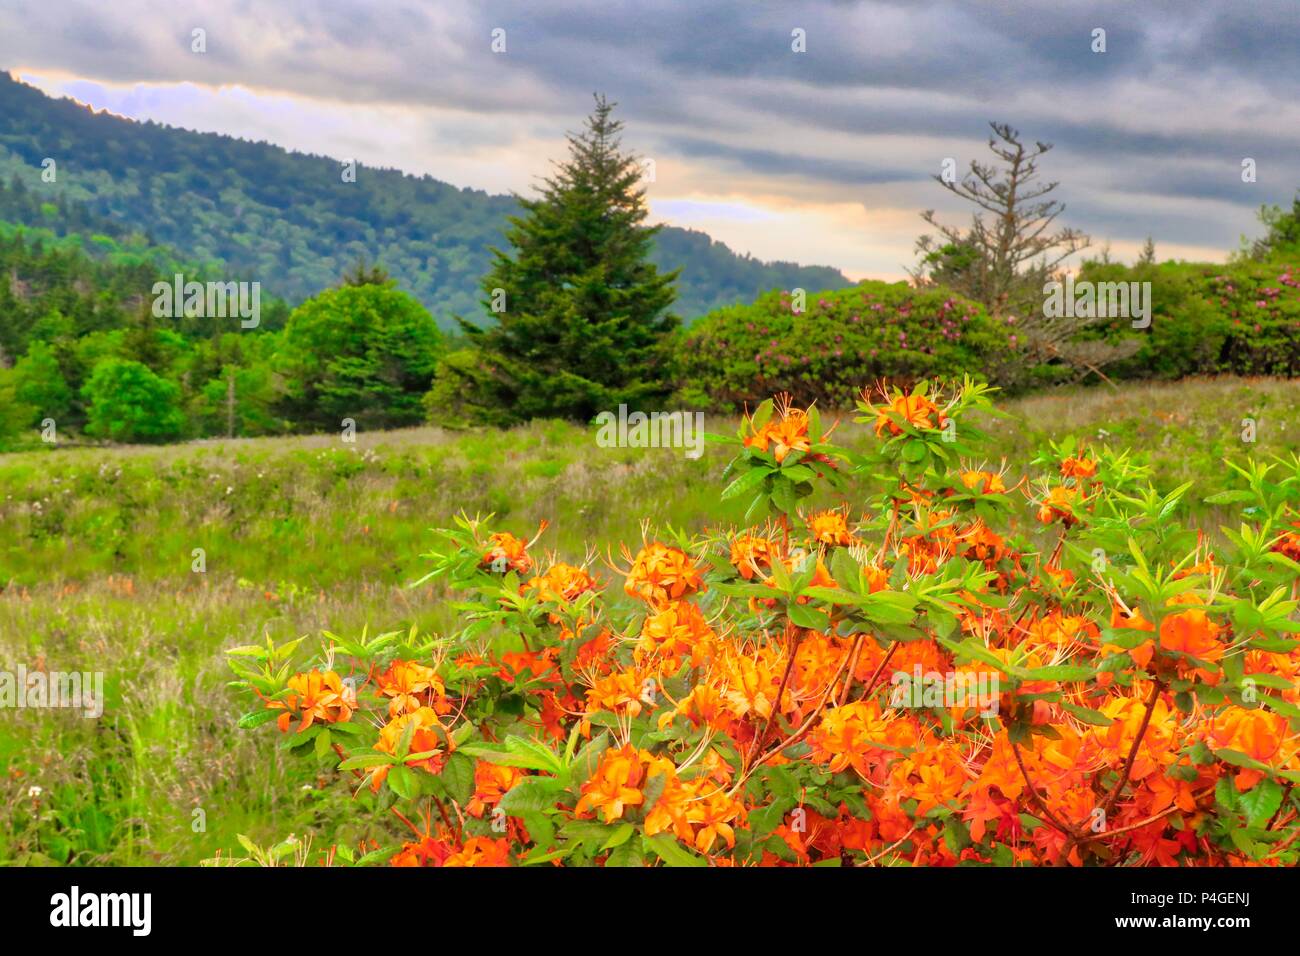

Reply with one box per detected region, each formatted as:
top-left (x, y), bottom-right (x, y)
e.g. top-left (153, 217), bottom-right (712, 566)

top-left (806, 508), bottom-right (854, 547)
top-left (525, 562), bottom-right (600, 603)
top-left (959, 470), bottom-right (1006, 495)
top-left (376, 659), bottom-right (443, 717)
top-left (575, 745), bottom-right (648, 823)
top-left (869, 391), bottom-right (940, 437)
top-left (1036, 485), bottom-right (1079, 526)
top-left (730, 533), bottom-right (778, 580)
top-left (1158, 608), bottom-right (1224, 682)
top-left (444, 837), bottom-right (512, 867)
top-left (466, 761), bottom-right (525, 817)
top-left (1060, 456), bottom-right (1097, 479)
top-left (624, 542), bottom-right (705, 607)
top-left (266, 669), bottom-right (354, 733)
top-left (373, 706), bottom-right (448, 784)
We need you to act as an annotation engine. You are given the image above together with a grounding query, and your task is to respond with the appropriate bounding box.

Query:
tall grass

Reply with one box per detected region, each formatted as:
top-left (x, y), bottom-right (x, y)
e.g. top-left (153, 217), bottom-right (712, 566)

top-left (1, 376), bottom-right (1296, 864)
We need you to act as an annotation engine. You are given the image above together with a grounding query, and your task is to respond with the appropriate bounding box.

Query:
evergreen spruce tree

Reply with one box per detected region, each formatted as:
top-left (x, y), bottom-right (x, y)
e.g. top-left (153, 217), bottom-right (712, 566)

top-left (437, 94), bottom-right (679, 424)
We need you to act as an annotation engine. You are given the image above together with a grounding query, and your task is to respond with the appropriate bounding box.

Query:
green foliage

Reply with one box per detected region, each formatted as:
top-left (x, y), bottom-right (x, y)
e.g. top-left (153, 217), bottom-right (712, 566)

top-left (80, 358), bottom-right (186, 443)
top-left (437, 96), bottom-right (679, 424)
top-left (1245, 192), bottom-right (1300, 261)
top-left (276, 282), bottom-right (444, 430)
top-left (1078, 257), bottom-right (1300, 379)
top-left (0, 367), bottom-right (35, 449)
top-left (9, 339), bottom-right (70, 424)
top-left (675, 281), bottom-right (1020, 410)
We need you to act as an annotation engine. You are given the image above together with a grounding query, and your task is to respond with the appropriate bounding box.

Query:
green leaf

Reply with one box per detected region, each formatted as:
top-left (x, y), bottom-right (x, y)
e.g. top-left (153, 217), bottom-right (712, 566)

top-left (1022, 664), bottom-right (1095, 682)
top-left (571, 732), bottom-right (611, 789)
top-left (1099, 627), bottom-right (1154, 650)
top-left (604, 838), bottom-right (645, 868)
top-left (237, 709), bottom-right (281, 729)
top-left (643, 833), bottom-right (708, 867)
top-left (1239, 778), bottom-right (1284, 828)
top-left (721, 465), bottom-right (772, 501)
top-left (786, 601), bottom-right (828, 630)
top-left (387, 764), bottom-right (418, 800)
top-left (498, 776), bottom-right (564, 815)
top-left (441, 752), bottom-right (476, 805)
top-left (601, 823), bottom-right (636, 851)
top-left (1059, 702), bottom-right (1113, 726)
top-left (460, 736), bottom-right (566, 774)
top-left (336, 752), bottom-right (395, 771)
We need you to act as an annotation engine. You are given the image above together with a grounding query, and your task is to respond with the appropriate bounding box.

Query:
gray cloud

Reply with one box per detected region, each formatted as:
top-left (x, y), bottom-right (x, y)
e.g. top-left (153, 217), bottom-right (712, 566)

top-left (1, 0), bottom-right (1296, 269)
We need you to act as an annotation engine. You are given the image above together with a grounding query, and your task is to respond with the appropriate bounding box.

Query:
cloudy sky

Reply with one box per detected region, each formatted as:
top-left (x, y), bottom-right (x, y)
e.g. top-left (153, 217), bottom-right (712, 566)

top-left (2, 0), bottom-right (1297, 280)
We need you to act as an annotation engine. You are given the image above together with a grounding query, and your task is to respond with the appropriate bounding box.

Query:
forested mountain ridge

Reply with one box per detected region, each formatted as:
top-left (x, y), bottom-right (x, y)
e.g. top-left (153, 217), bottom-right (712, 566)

top-left (0, 71), bottom-right (850, 325)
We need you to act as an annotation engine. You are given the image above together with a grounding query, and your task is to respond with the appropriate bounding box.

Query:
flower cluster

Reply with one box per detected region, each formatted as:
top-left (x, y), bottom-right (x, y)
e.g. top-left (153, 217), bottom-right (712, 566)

top-left (230, 378), bottom-right (1300, 867)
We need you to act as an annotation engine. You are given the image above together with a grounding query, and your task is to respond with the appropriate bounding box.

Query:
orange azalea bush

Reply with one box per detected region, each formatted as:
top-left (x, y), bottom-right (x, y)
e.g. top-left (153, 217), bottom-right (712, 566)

top-left (228, 377), bottom-right (1300, 866)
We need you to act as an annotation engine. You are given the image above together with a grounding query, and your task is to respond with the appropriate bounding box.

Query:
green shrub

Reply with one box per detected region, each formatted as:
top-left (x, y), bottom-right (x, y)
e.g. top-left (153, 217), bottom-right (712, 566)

top-left (81, 358), bottom-right (186, 443)
top-left (275, 282), bottom-right (443, 430)
top-left (1079, 259), bottom-right (1300, 379)
top-left (9, 340), bottom-right (70, 425)
top-left (674, 281), bottom-right (1020, 410)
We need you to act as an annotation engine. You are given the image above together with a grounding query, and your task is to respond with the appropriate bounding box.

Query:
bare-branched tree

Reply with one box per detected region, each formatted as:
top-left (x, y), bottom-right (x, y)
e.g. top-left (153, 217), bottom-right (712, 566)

top-left (912, 122), bottom-right (1138, 385)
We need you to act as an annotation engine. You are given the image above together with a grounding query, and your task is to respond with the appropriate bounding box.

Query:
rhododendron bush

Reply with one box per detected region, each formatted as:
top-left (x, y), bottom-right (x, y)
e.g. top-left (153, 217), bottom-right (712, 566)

top-left (228, 378), bottom-right (1300, 866)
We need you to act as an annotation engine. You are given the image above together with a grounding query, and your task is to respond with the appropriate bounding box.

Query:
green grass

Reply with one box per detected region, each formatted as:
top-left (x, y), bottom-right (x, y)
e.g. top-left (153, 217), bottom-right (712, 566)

top-left (1, 375), bottom-right (1298, 864)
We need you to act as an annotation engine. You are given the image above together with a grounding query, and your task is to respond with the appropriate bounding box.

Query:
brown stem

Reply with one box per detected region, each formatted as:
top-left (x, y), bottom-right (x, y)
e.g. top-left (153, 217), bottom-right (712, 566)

top-left (1076, 805), bottom-right (1179, 844)
top-left (1267, 783), bottom-right (1294, 830)
top-left (856, 641), bottom-right (900, 703)
top-left (429, 793), bottom-right (460, 841)
top-left (753, 621), bottom-right (799, 758)
top-left (837, 634), bottom-right (865, 708)
top-left (1012, 739), bottom-right (1079, 839)
top-left (1100, 679), bottom-right (1164, 819)
top-left (731, 642), bottom-right (854, 795)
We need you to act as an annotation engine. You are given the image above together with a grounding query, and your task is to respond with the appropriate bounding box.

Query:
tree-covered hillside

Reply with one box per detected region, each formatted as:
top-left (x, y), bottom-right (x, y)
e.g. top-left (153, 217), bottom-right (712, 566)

top-left (0, 71), bottom-right (849, 325)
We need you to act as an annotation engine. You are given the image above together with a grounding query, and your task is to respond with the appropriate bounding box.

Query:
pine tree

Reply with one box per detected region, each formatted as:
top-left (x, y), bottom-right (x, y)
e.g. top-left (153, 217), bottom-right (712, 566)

top-left (440, 94), bottom-right (679, 424)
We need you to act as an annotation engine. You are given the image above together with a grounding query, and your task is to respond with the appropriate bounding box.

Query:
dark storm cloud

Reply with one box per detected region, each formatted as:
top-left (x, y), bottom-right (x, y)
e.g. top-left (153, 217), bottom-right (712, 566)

top-left (1, 0), bottom-right (1296, 257)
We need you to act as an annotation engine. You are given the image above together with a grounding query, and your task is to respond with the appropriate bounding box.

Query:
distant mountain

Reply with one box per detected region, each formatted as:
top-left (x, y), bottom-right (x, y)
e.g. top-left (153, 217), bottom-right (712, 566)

top-left (0, 72), bottom-right (851, 325)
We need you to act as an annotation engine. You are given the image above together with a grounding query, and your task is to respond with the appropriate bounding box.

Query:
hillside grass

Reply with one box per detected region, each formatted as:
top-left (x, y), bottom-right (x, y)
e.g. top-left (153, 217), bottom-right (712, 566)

top-left (1, 375), bottom-right (1297, 864)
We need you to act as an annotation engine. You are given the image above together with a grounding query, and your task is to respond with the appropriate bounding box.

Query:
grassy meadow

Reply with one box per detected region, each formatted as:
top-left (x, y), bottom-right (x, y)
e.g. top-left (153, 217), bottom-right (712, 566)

top-left (2, 375), bottom-right (1298, 865)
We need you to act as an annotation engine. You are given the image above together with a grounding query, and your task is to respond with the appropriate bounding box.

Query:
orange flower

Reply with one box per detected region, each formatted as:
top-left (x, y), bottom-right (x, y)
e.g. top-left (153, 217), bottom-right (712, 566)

top-left (266, 669), bottom-right (354, 733)
top-left (1272, 525), bottom-right (1300, 563)
top-left (624, 542), bottom-right (705, 607)
top-left (481, 531), bottom-right (534, 574)
top-left (1095, 689), bottom-right (1177, 782)
top-left (806, 701), bottom-right (897, 778)
top-left (1036, 485), bottom-right (1079, 526)
top-left (1060, 456), bottom-right (1097, 479)
top-left (575, 745), bottom-right (649, 823)
top-left (525, 562), bottom-right (600, 603)
top-left (807, 509), bottom-right (854, 547)
top-left (658, 684), bottom-right (730, 733)
top-left (444, 836), bottom-right (512, 867)
top-left (1158, 608), bottom-right (1224, 681)
top-left (636, 601), bottom-right (716, 671)
top-left (959, 470), bottom-right (1006, 495)
top-left (1206, 707), bottom-right (1291, 790)
top-left (376, 659), bottom-right (443, 717)
top-left (466, 761), bottom-right (525, 817)
top-left (684, 787), bottom-right (746, 853)
top-left (870, 392), bottom-right (940, 437)
top-left (585, 667), bottom-right (655, 723)
top-left (730, 533), bottom-right (777, 580)
top-left (374, 706), bottom-right (447, 784)
top-left (744, 401), bottom-right (813, 464)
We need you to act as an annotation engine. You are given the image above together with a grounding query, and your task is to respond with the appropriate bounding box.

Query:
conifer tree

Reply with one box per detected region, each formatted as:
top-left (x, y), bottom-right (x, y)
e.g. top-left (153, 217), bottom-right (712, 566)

top-left (437, 94), bottom-right (679, 424)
